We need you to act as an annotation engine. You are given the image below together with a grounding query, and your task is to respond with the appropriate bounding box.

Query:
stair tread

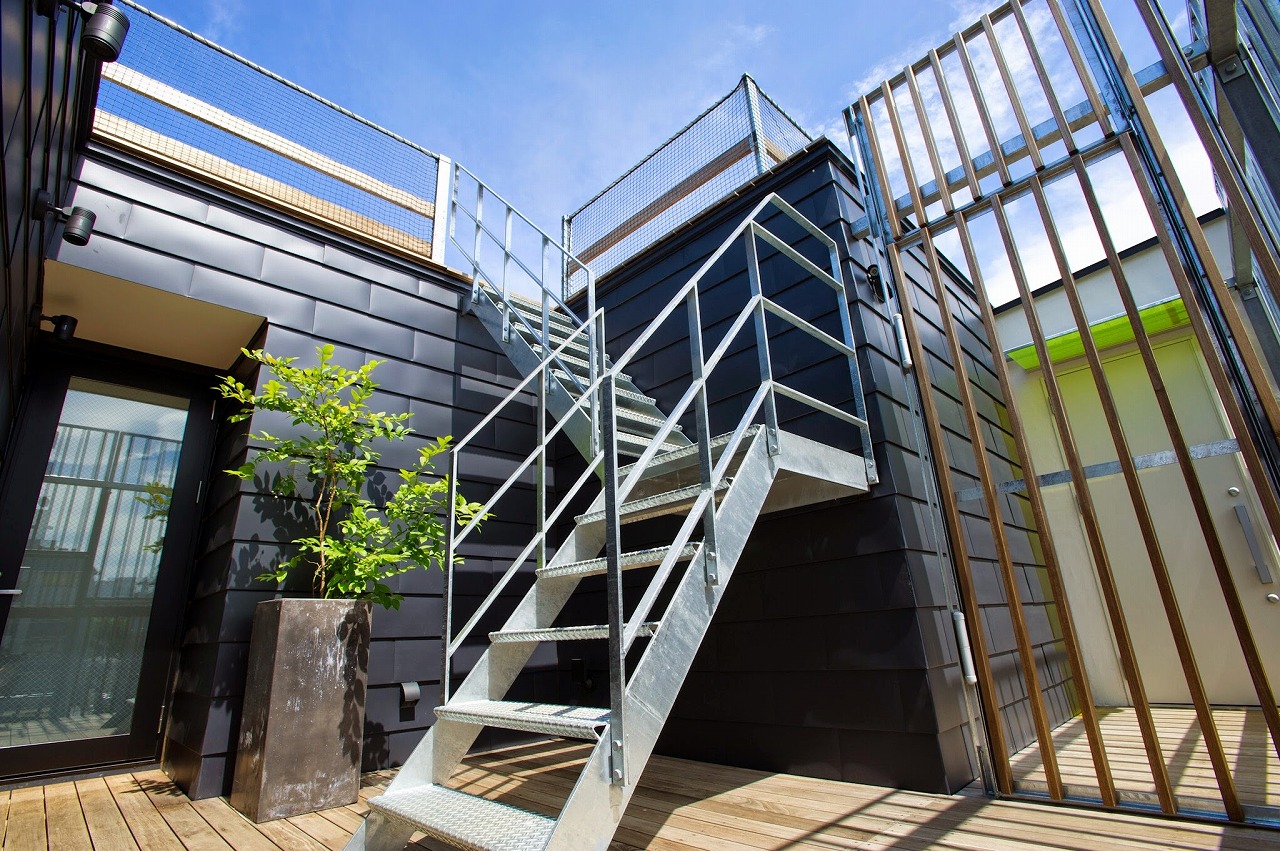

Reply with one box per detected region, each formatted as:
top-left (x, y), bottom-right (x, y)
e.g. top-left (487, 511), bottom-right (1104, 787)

top-left (550, 371), bottom-right (655, 405)
top-left (369, 785), bottom-right (554, 851)
top-left (575, 481), bottom-right (729, 525)
top-left (490, 623), bottom-right (658, 642)
top-left (538, 543), bottom-right (699, 580)
top-left (436, 700), bottom-right (609, 739)
top-left (618, 425), bottom-right (758, 478)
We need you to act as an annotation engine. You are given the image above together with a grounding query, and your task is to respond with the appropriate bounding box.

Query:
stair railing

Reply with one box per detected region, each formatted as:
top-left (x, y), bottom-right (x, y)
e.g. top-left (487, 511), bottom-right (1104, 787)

top-left (449, 163), bottom-right (605, 451)
top-left (442, 308), bottom-right (607, 699)
top-left (593, 193), bottom-right (874, 782)
top-left (437, 189), bottom-right (874, 791)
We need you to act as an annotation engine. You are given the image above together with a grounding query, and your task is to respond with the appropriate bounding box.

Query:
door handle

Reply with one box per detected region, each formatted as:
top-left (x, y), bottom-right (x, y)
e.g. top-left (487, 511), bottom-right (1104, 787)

top-left (0, 589), bottom-right (21, 596)
top-left (1234, 503), bottom-right (1275, 584)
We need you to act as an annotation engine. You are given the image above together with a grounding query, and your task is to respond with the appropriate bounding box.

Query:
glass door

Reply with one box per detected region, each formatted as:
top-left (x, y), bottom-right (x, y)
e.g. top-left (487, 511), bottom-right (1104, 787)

top-left (0, 354), bottom-right (213, 780)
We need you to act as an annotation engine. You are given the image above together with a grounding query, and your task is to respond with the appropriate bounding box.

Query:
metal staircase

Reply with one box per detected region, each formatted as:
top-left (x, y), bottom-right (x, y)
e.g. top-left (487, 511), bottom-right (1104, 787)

top-left (344, 165), bottom-right (876, 851)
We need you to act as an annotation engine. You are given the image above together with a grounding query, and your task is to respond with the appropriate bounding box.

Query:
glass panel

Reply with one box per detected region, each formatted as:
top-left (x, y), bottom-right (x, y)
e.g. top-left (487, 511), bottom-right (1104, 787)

top-left (0, 379), bottom-right (188, 749)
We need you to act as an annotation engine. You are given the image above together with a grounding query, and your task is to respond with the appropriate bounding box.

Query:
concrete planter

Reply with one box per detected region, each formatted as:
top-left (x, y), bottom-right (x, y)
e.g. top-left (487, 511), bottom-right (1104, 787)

top-left (230, 598), bottom-right (371, 822)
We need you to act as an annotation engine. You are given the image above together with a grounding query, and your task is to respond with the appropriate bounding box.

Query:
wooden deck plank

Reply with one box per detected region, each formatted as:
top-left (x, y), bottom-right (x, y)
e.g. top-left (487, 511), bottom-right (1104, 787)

top-left (75, 777), bottom-right (139, 850)
top-left (189, 796), bottom-right (281, 851)
top-left (3, 786), bottom-right (45, 851)
top-left (4, 738), bottom-right (1278, 850)
top-left (103, 774), bottom-right (185, 851)
top-left (42, 779), bottom-right (91, 850)
top-left (254, 817), bottom-right (332, 851)
top-left (284, 811), bottom-right (349, 850)
top-left (132, 769), bottom-right (234, 851)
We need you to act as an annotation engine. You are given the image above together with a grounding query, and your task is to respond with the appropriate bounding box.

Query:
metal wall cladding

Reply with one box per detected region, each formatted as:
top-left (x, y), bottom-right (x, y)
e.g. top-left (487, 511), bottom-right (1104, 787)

top-left (557, 141), bottom-right (1026, 795)
top-left (55, 152), bottom-right (540, 798)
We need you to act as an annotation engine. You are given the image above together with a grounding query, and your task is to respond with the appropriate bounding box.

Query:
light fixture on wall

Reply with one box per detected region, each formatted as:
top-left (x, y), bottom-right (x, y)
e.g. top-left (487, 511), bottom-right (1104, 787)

top-left (35, 0), bottom-right (130, 62)
top-left (31, 308), bottom-right (79, 342)
top-left (32, 189), bottom-right (97, 246)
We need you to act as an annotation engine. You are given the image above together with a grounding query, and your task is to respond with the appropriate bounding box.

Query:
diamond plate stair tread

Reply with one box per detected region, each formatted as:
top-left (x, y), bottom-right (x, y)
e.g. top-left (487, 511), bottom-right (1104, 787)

top-left (489, 622), bottom-right (658, 642)
top-left (575, 480), bottom-right (730, 525)
top-left (618, 426), bottom-right (758, 479)
top-left (369, 785), bottom-right (554, 851)
top-left (551, 371), bottom-right (655, 406)
top-left (537, 543), bottom-right (699, 580)
top-left (436, 700), bottom-right (609, 739)
top-left (616, 429), bottom-right (688, 453)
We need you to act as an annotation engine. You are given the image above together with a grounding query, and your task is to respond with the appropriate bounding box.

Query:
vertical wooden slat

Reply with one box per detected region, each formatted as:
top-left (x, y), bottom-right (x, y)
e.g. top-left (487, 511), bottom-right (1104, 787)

top-left (985, 197), bottom-right (1177, 813)
top-left (954, 33), bottom-right (1014, 186)
top-left (929, 48), bottom-right (984, 200)
top-left (918, 228), bottom-right (1069, 799)
top-left (1080, 0), bottom-right (1280, 448)
top-left (1045, 0), bottom-right (1114, 136)
top-left (1009, 0), bottom-right (1077, 153)
top-left (1128, 0), bottom-right (1280, 328)
top-left (904, 64), bottom-right (955, 214)
top-left (881, 81), bottom-right (929, 226)
top-left (884, 243), bottom-right (1015, 795)
top-left (1028, 173), bottom-right (1243, 820)
top-left (1073, 153), bottom-right (1280, 762)
top-left (941, 215), bottom-right (1117, 807)
top-left (980, 13), bottom-right (1046, 170)
top-left (858, 96), bottom-right (903, 240)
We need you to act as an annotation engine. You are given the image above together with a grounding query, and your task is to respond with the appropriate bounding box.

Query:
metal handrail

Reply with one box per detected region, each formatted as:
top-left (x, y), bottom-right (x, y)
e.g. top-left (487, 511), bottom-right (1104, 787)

top-left (439, 190), bottom-right (875, 743)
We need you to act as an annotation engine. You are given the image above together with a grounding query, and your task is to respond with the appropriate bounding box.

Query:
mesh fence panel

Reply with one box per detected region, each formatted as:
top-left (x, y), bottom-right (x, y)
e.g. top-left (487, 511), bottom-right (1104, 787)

top-left (99, 1), bottom-right (440, 255)
top-left (565, 77), bottom-right (811, 293)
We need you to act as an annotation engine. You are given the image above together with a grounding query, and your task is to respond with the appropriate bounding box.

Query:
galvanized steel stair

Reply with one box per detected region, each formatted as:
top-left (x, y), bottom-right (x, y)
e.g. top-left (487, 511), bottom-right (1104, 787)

top-left (346, 186), bottom-right (875, 851)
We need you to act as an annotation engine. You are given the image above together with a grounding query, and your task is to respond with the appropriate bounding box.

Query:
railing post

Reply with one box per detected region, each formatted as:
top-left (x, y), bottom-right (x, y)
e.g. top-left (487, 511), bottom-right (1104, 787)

top-left (431, 155), bottom-right (452, 266)
top-left (500, 207), bottom-right (514, 341)
top-left (743, 226), bottom-right (779, 453)
top-left (561, 215), bottom-right (572, 303)
top-left (829, 241), bottom-right (875, 482)
top-left (536, 362), bottom-right (547, 572)
top-left (470, 183), bottom-right (484, 304)
top-left (686, 288), bottom-right (719, 584)
top-left (441, 450), bottom-right (459, 701)
top-left (743, 74), bottom-right (769, 176)
top-left (590, 289), bottom-right (603, 457)
top-left (601, 372), bottom-right (626, 785)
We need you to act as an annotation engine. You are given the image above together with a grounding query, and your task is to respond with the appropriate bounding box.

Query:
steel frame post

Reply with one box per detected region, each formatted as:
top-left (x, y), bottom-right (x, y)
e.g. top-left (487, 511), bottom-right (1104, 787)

top-left (744, 75), bottom-right (769, 176)
top-left (743, 231), bottom-right (778, 453)
top-left (441, 450), bottom-right (459, 702)
top-left (686, 288), bottom-right (718, 584)
top-left (601, 372), bottom-right (626, 785)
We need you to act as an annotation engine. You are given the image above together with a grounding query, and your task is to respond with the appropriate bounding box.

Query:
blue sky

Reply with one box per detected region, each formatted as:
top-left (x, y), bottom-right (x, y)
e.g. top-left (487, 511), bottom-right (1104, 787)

top-left (126, 0), bottom-right (1178, 235)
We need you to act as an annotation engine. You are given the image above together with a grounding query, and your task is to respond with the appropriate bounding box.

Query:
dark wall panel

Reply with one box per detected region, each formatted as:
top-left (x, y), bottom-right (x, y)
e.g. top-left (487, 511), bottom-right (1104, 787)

top-left (53, 149), bottom-right (537, 798)
top-left (562, 142), bottom-right (980, 794)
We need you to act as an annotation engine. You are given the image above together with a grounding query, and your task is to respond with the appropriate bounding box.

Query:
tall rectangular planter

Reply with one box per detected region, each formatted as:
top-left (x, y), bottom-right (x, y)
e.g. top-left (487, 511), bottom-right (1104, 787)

top-left (230, 598), bottom-right (371, 822)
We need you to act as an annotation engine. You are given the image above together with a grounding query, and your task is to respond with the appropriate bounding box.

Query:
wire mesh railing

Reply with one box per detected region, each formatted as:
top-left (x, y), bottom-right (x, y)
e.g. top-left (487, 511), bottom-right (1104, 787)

top-left (95, 1), bottom-right (448, 261)
top-left (563, 75), bottom-right (812, 294)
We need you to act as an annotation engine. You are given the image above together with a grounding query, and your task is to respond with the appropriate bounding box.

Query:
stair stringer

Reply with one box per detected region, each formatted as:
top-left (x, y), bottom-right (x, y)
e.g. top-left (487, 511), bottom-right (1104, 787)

top-left (544, 427), bottom-right (780, 850)
top-left (347, 520), bottom-right (608, 851)
top-left (468, 295), bottom-right (682, 462)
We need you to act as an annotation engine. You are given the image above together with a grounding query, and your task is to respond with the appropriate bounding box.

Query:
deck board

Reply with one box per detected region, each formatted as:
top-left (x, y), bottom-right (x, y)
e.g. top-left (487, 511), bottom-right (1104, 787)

top-left (1008, 705), bottom-right (1280, 815)
top-left (1, 741), bottom-right (1277, 849)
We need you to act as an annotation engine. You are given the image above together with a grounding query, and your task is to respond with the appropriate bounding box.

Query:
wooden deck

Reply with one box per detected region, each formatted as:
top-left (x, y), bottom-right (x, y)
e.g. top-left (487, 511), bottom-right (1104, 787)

top-left (1009, 706), bottom-right (1280, 816)
top-left (2, 739), bottom-right (1277, 850)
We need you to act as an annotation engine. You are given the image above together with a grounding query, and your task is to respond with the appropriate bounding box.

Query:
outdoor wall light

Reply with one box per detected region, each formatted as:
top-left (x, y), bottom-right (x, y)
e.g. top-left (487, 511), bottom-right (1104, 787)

top-left (33, 311), bottom-right (79, 342)
top-left (32, 189), bottom-right (97, 246)
top-left (35, 0), bottom-right (130, 62)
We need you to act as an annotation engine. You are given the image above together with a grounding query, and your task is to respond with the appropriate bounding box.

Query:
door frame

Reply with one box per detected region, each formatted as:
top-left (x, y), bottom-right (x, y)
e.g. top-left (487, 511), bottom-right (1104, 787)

top-left (0, 338), bottom-right (215, 782)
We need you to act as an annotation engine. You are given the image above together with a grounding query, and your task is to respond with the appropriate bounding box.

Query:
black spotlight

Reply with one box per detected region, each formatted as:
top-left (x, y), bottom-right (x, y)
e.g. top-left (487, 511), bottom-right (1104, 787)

top-left (32, 189), bottom-right (97, 246)
top-left (80, 3), bottom-right (129, 62)
top-left (33, 310), bottom-right (79, 342)
top-left (35, 0), bottom-right (129, 63)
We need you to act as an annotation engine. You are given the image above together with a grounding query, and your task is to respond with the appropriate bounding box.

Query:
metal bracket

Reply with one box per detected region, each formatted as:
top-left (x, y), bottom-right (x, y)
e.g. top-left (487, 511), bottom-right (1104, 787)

top-left (1216, 52), bottom-right (1247, 82)
top-left (704, 548), bottom-right (718, 585)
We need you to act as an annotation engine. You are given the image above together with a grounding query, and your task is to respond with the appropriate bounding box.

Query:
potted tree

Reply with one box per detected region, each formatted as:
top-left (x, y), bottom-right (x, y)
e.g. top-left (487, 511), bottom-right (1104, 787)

top-left (218, 345), bottom-right (482, 822)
